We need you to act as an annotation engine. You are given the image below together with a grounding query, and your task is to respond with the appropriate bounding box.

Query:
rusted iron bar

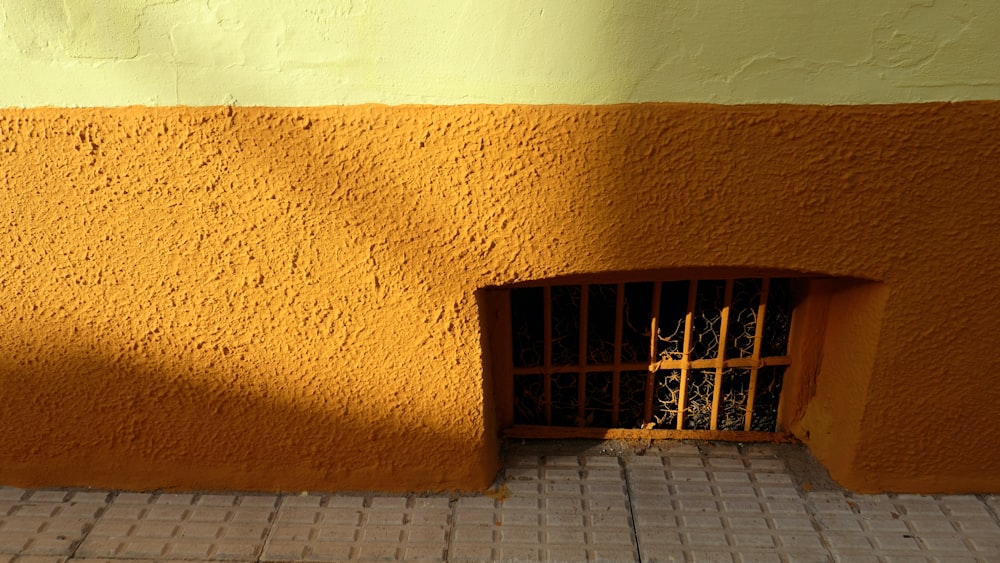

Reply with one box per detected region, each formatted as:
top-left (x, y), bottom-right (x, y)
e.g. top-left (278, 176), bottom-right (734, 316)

top-left (611, 283), bottom-right (625, 426)
top-left (676, 281), bottom-right (697, 430)
top-left (745, 278), bottom-right (771, 431)
top-left (644, 281), bottom-right (662, 424)
top-left (503, 424), bottom-right (798, 443)
top-left (543, 285), bottom-right (552, 425)
top-left (577, 284), bottom-right (589, 426)
top-left (710, 279), bottom-right (735, 431)
top-left (642, 356), bottom-right (791, 373)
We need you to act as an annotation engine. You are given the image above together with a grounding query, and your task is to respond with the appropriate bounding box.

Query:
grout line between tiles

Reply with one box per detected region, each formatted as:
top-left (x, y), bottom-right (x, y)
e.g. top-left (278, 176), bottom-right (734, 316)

top-left (443, 495), bottom-right (458, 563)
top-left (254, 493), bottom-right (283, 563)
top-left (67, 490), bottom-right (114, 561)
top-left (801, 484), bottom-right (840, 562)
top-left (620, 455), bottom-right (644, 563)
top-left (977, 493), bottom-right (1000, 528)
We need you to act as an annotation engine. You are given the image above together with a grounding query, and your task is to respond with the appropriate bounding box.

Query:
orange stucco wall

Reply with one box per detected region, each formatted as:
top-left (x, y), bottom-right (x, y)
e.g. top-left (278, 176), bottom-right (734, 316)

top-left (1, 103), bottom-right (999, 493)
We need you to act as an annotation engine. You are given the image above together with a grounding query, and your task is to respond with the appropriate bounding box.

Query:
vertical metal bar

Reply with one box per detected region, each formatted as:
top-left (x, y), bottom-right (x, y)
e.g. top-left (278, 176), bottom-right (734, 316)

top-left (744, 278), bottom-right (771, 431)
top-left (494, 290), bottom-right (515, 428)
top-left (644, 282), bottom-right (662, 424)
top-left (710, 279), bottom-right (735, 430)
top-left (676, 280), bottom-right (698, 430)
top-left (578, 285), bottom-right (589, 426)
top-left (611, 283), bottom-right (625, 426)
top-left (543, 285), bottom-right (552, 425)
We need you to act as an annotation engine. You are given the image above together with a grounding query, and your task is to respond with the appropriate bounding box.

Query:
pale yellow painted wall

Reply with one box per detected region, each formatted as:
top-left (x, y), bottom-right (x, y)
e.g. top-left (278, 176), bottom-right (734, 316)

top-left (1, 0), bottom-right (999, 107)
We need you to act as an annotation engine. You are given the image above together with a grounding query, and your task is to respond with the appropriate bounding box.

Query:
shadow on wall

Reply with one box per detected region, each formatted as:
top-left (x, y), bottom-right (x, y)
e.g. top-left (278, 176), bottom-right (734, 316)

top-left (2, 102), bottom-right (999, 494)
top-left (460, 102), bottom-right (1000, 493)
top-left (0, 341), bottom-right (483, 493)
top-left (0, 107), bottom-right (516, 494)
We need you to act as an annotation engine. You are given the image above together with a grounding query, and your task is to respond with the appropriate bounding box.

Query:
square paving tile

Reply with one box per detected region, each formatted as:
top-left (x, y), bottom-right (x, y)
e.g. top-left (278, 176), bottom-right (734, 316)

top-left (261, 494), bottom-right (452, 562)
top-left (0, 489), bottom-right (109, 556)
top-left (450, 454), bottom-right (638, 562)
top-left (2, 443), bottom-right (999, 562)
top-left (77, 493), bottom-right (275, 561)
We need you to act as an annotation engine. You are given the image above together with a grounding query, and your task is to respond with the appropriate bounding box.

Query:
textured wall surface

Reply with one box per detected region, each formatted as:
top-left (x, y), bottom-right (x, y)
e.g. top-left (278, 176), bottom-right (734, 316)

top-left (1, 0), bottom-right (999, 106)
top-left (1, 103), bottom-right (998, 493)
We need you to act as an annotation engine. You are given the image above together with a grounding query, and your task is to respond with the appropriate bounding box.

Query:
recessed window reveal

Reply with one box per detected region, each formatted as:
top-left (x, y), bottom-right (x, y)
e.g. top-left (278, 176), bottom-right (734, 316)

top-left (501, 278), bottom-right (793, 438)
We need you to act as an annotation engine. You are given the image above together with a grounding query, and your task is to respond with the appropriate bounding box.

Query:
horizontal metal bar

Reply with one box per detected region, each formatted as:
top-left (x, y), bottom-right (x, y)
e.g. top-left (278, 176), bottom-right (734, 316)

top-left (511, 356), bottom-right (791, 376)
top-left (502, 425), bottom-right (798, 443)
top-left (650, 356), bottom-right (792, 371)
top-left (513, 363), bottom-right (650, 375)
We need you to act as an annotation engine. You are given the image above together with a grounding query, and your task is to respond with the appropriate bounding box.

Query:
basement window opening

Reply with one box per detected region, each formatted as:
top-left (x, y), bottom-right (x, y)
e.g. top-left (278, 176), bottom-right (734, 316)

top-left (496, 277), bottom-right (794, 441)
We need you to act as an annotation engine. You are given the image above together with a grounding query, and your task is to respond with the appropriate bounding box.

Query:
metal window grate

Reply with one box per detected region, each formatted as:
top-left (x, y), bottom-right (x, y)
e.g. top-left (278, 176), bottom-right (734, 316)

top-left (501, 278), bottom-right (794, 442)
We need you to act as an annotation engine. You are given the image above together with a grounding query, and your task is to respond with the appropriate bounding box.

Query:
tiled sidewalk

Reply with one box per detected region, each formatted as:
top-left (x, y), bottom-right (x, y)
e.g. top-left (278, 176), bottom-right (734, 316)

top-left (1, 442), bottom-right (998, 562)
